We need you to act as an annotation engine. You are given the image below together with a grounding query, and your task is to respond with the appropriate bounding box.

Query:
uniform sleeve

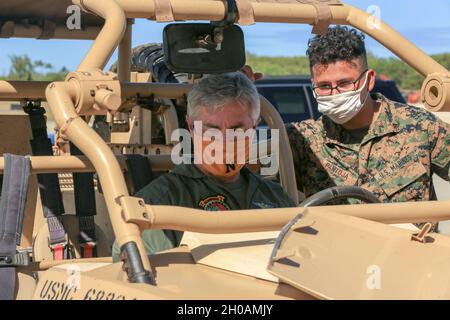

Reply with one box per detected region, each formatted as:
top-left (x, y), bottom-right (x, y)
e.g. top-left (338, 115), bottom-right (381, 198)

top-left (429, 117), bottom-right (450, 181)
top-left (140, 229), bottom-right (183, 255)
top-left (275, 185), bottom-right (297, 207)
top-left (112, 178), bottom-right (179, 262)
top-left (111, 229), bottom-right (183, 262)
top-left (263, 179), bottom-right (298, 207)
top-left (135, 178), bottom-right (172, 205)
top-left (287, 123), bottom-right (307, 193)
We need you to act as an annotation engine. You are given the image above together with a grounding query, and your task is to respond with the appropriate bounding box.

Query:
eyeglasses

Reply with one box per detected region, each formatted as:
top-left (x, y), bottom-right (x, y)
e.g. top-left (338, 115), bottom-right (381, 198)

top-left (189, 118), bottom-right (261, 135)
top-left (313, 69), bottom-right (369, 96)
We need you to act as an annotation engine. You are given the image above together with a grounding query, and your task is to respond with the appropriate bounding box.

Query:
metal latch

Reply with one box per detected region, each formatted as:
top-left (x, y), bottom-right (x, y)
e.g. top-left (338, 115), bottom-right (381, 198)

top-left (120, 196), bottom-right (152, 227)
top-left (411, 222), bottom-right (434, 243)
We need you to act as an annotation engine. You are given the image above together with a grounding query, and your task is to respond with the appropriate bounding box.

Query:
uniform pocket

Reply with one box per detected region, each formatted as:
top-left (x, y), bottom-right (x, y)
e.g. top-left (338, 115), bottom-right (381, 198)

top-left (377, 160), bottom-right (427, 198)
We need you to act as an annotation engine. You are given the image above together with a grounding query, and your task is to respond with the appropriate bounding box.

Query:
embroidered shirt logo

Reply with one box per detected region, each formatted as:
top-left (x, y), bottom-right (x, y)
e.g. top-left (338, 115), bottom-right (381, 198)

top-left (198, 195), bottom-right (231, 211)
top-left (323, 160), bottom-right (350, 181)
top-left (373, 153), bottom-right (417, 183)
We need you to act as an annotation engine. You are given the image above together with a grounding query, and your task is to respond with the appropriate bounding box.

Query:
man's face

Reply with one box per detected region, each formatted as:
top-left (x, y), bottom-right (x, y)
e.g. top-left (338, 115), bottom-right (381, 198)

top-left (186, 101), bottom-right (257, 179)
top-left (187, 101), bottom-right (255, 135)
top-left (311, 58), bottom-right (375, 96)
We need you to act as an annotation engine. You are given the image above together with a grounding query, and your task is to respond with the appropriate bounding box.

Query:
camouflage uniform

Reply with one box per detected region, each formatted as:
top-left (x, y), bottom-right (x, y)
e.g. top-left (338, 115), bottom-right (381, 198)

top-left (287, 93), bottom-right (450, 230)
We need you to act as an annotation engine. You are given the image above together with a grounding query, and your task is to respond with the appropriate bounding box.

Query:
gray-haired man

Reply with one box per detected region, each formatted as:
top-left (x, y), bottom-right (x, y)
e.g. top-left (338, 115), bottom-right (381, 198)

top-left (112, 72), bottom-right (295, 260)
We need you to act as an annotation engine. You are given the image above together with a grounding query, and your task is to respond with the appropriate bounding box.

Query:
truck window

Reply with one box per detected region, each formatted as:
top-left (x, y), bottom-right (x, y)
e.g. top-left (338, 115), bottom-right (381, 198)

top-left (257, 85), bottom-right (311, 123)
top-left (304, 85), bottom-right (321, 120)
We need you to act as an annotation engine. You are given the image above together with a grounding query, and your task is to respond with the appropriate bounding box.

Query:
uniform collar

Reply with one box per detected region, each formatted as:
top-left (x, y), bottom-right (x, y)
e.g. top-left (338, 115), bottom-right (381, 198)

top-left (172, 163), bottom-right (261, 184)
top-left (172, 163), bottom-right (205, 178)
top-left (363, 93), bottom-right (400, 143)
top-left (172, 163), bottom-right (262, 203)
top-left (322, 93), bottom-right (400, 147)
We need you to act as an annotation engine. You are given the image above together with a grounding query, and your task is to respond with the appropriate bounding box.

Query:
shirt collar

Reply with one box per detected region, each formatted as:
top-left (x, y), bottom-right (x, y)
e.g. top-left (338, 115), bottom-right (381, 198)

top-left (363, 93), bottom-right (400, 143)
top-left (172, 163), bottom-right (258, 181)
top-left (172, 163), bottom-right (262, 199)
top-left (322, 93), bottom-right (400, 147)
top-left (172, 163), bottom-right (206, 178)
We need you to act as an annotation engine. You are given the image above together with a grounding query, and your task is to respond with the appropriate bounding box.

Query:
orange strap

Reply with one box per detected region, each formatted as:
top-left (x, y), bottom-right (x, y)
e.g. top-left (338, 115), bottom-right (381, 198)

top-left (51, 244), bottom-right (65, 261)
top-left (82, 243), bottom-right (96, 259)
top-left (154, 0), bottom-right (175, 22)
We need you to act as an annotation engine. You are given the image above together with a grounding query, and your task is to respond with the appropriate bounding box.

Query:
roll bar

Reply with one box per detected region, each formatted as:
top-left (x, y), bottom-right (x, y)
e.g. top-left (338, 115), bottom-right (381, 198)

top-left (1, 0), bottom-right (450, 284)
top-left (135, 201), bottom-right (450, 233)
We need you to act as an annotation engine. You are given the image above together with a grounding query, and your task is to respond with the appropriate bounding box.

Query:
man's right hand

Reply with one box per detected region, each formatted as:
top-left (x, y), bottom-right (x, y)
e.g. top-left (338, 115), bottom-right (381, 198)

top-left (240, 65), bottom-right (263, 82)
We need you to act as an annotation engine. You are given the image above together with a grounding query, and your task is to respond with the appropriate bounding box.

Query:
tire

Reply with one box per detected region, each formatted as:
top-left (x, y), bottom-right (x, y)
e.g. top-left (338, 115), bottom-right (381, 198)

top-left (103, 43), bottom-right (189, 143)
top-left (110, 43), bottom-right (189, 84)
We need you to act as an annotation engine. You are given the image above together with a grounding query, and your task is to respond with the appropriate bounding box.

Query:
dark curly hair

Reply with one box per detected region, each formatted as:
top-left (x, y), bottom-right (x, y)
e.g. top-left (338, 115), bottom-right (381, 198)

top-left (307, 26), bottom-right (367, 70)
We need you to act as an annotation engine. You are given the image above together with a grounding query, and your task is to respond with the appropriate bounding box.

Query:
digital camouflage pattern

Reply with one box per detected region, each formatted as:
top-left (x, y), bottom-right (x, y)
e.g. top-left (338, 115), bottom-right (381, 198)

top-left (288, 93), bottom-right (450, 231)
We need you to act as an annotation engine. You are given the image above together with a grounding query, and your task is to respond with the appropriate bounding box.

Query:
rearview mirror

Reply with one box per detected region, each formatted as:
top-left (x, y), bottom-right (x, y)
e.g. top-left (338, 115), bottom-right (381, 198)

top-left (163, 23), bottom-right (246, 74)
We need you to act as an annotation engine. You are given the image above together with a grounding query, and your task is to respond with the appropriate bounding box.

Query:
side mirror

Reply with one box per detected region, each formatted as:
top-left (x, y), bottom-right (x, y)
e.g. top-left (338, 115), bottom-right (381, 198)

top-left (163, 23), bottom-right (246, 74)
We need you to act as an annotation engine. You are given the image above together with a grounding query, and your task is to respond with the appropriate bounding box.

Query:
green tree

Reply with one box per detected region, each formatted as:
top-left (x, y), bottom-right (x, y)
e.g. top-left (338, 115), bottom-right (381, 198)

top-left (246, 51), bottom-right (450, 91)
top-left (8, 54), bottom-right (53, 80)
top-left (4, 54), bottom-right (67, 81)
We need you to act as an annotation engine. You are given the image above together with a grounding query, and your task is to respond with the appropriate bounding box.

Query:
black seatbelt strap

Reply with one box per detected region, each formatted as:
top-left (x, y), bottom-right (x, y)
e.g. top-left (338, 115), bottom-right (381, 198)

top-left (69, 142), bottom-right (97, 258)
top-left (0, 154), bottom-right (31, 300)
top-left (23, 102), bottom-right (69, 260)
top-left (125, 155), bottom-right (154, 195)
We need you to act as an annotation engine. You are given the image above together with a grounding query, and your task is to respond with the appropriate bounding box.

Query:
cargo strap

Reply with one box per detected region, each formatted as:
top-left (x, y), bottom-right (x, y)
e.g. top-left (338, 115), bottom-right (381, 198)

top-left (0, 154), bottom-right (31, 300)
top-left (70, 143), bottom-right (97, 259)
top-left (154, 0), bottom-right (175, 22)
top-left (297, 0), bottom-right (339, 35)
top-left (37, 20), bottom-right (56, 40)
top-left (254, 0), bottom-right (342, 34)
top-left (235, 0), bottom-right (254, 25)
top-left (125, 155), bottom-right (154, 195)
top-left (0, 21), bottom-right (15, 38)
top-left (153, 0), bottom-right (256, 25)
top-left (152, 0), bottom-right (340, 31)
top-left (23, 103), bottom-right (69, 260)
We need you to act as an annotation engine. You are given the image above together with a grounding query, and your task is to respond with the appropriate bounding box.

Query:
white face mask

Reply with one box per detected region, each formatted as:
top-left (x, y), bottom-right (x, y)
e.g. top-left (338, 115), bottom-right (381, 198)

top-left (314, 74), bottom-right (370, 124)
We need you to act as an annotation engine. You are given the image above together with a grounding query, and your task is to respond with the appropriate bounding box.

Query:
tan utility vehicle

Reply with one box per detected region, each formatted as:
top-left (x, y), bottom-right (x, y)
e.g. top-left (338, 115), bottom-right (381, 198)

top-left (1, 0), bottom-right (450, 300)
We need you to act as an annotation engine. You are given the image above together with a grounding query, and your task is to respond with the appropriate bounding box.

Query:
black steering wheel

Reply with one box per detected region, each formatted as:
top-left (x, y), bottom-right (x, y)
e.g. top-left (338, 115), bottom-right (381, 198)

top-left (299, 186), bottom-right (381, 207)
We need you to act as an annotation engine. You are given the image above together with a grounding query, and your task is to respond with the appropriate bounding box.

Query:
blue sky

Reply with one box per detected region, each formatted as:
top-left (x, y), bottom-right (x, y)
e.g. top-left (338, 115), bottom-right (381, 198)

top-left (0, 0), bottom-right (449, 75)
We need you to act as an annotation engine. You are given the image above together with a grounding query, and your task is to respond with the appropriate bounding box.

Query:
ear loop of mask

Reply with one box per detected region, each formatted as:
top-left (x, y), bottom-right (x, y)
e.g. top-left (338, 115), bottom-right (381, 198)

top-left (358, 72), bottom-right (371, 105)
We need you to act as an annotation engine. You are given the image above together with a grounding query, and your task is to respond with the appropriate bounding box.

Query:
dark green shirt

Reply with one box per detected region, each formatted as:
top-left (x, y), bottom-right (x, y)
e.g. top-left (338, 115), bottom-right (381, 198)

top-left (112, 164), bottom-right (295, 260)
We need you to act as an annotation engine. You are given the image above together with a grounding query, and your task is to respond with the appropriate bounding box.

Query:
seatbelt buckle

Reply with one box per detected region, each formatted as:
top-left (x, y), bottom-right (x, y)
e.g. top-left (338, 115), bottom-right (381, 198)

top-left (80, 242), bottom-right (96, 259)
top-left (0, 251), bottom-right (30, 267)
top-left (49, 241), bottom-right (68, 260)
